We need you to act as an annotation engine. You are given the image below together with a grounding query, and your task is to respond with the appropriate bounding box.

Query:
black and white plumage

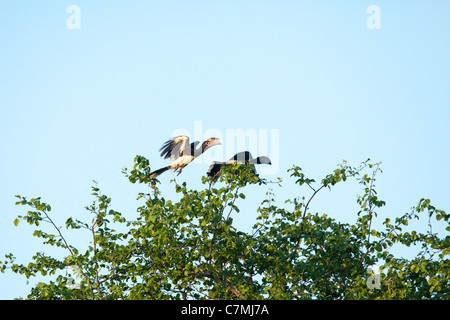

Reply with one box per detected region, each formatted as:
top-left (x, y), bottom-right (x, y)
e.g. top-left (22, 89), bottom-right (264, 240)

top-left (149, 135), bottom-right (221, 178)
top-left (206, 151), bottom-right (272, 180)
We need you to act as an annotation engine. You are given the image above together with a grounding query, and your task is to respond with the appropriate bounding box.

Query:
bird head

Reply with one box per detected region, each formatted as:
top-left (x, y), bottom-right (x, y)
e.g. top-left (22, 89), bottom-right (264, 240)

top-left (201, 137), bottom-right (222, 152)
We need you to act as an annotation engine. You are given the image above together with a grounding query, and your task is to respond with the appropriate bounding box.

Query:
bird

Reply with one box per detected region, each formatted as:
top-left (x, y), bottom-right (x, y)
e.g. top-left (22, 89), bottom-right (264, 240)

top-left (206, 151), bottom-right (272, 180)
top-left (149, 135), bottom-right (221, 178)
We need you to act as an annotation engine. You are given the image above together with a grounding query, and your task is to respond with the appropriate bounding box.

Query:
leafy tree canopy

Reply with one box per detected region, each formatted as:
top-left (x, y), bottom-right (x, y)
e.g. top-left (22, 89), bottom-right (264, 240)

top-left (2, 157), bottom-right (449, 299)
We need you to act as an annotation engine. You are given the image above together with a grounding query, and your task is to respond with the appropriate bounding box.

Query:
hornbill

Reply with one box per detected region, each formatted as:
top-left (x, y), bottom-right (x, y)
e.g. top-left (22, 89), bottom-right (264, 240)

top-left (149, 135), bottom-right (221, 178)
top-left (207, 151), bottom-right (272, 180)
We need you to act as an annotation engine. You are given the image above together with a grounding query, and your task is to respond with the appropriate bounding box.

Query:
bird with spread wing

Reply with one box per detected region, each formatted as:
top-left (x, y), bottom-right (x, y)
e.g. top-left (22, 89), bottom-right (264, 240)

top-left (149, 135), bottom-right (221, 178)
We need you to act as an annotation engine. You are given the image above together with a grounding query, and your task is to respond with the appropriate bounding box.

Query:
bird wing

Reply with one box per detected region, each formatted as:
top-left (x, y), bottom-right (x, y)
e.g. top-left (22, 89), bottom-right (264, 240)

top-left (159, 135), bottom-right (190, 161)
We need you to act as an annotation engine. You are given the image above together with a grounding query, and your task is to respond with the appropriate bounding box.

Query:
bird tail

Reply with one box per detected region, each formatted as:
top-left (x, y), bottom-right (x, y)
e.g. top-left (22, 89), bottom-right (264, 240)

top-left (149, 166), bottom-right (170, 178)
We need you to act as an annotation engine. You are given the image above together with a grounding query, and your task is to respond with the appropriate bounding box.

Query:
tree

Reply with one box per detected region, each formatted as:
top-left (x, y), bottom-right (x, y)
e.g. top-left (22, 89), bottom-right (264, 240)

top-left (1, 156), bottom-right (449, 299)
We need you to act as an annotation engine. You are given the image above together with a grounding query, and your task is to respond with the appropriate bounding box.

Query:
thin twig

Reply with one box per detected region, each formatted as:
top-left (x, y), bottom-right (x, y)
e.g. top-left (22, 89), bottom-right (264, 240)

top-left (289, 185), bottom-right (325, 263)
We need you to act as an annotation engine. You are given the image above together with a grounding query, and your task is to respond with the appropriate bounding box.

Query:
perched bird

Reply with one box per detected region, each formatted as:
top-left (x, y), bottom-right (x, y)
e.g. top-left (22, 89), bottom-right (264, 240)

top-left (149, 135), bottom-right (221, 178)
top-left (207, 151), bottom-right (272, 180)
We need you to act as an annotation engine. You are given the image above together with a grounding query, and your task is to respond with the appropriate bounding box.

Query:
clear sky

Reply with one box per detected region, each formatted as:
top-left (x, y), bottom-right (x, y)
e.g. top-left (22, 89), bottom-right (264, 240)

top-left (1, 1), bottom-right (449, 299)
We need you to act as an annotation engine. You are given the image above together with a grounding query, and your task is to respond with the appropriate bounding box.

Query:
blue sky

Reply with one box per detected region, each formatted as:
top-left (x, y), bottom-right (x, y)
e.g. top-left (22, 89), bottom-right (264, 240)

top-left (1, 1), bottom-right (449, 299)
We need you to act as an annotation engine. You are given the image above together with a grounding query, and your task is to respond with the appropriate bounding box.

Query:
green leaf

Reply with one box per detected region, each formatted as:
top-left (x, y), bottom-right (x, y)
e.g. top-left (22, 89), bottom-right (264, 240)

top-left (7, 157), bottom-right (450, 300)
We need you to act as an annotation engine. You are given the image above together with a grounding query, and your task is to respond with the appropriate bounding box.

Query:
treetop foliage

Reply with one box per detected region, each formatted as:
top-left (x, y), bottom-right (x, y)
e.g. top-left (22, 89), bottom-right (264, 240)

top-left (2, 156), bottom-right (449, 299)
